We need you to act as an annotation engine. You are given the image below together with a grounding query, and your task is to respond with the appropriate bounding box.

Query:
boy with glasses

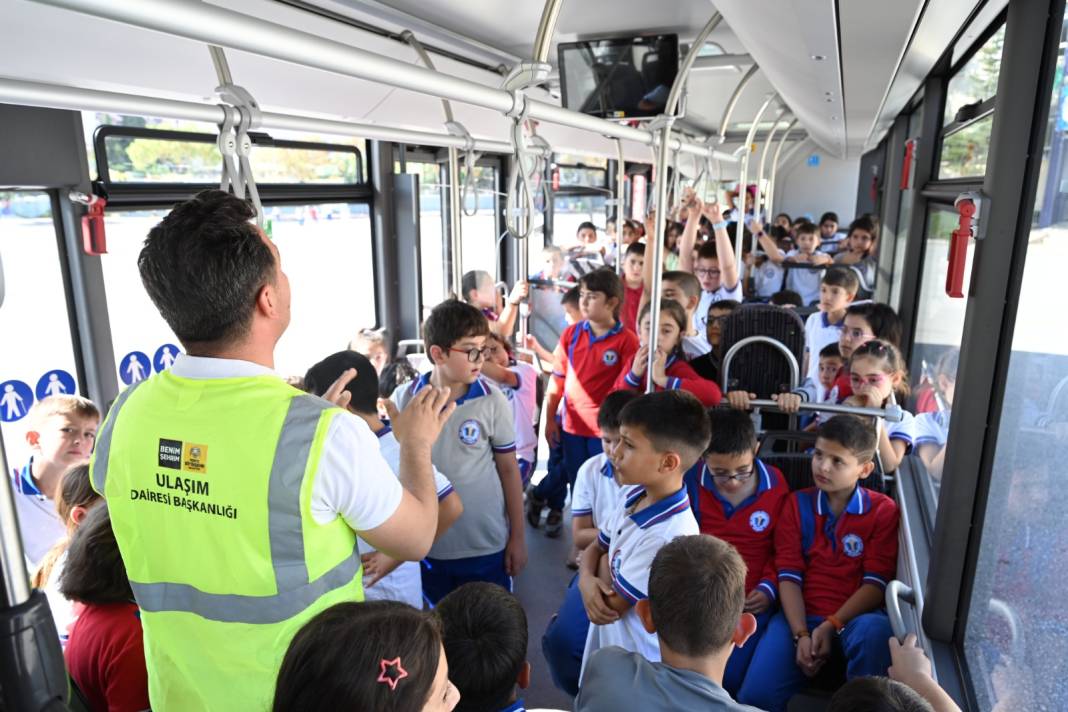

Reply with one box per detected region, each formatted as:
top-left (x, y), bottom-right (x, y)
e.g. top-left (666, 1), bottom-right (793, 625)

top-left (688, 408), bottom-right (790, 695)
top-left (391, 300), bottom-right (526, 604)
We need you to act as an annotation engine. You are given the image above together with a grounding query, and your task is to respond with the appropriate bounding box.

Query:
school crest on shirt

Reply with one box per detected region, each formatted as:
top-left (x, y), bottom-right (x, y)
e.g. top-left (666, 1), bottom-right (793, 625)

top-left (842, 533), bottom-right (864, 558)
top-left (458, 419), bottom-right (481, 446)
top-left (610, 548), bottom-right (623, 581)
top-left (749, 510), bottom-right (771, 533)
top-left (602, 350), bottom-right (619, 366)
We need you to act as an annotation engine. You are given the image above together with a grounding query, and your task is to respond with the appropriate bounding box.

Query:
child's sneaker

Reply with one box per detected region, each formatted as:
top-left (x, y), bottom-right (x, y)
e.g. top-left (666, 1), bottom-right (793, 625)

top-left (525, 486), bottom-right (546, 528)
top-left (545, 509), bottom-right (564, 538)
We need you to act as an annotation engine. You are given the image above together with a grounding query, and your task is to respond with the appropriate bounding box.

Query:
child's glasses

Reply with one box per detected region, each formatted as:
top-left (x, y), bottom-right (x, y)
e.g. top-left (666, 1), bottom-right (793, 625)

top-left (695, 268), bottom-right (721, 277)
top-left (849, 373), bottom-right (888, 387)
top-left (449, 346), bottom-right (490, 363)
top-left (708, 467), bottom-right (755, 483)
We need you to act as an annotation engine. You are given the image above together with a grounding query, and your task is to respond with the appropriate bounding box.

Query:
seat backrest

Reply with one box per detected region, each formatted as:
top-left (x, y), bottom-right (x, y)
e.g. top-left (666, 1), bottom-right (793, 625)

top-left (720, 305), bottom-right (806, 396)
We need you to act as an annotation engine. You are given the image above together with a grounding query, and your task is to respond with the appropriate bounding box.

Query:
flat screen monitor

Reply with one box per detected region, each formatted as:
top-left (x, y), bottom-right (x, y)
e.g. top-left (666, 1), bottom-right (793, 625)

top-left (558, 34), bottom-right (680, 120)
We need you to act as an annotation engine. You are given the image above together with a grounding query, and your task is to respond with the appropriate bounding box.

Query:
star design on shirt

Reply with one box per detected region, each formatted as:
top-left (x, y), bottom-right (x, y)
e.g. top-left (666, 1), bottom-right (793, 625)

top-left (378, 657), bottom-right (408, 690)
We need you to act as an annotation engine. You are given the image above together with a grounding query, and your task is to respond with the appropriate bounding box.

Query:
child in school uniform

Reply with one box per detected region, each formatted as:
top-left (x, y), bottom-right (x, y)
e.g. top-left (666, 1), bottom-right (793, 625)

top-left (620, 242), bottom-right (646, 334)
top-left (843, 340), bottom-right (917, 473)
top-left (802, 267), bottom-right (859, 388)
top-left (390, 300), bottom-right (526, 604)
top-left (738, 416), bottom-right (898, 712)
top-left (755, 220), bottom-right (833, 306)
top-left (481, 333), bottom-right (539, 488)
top-left (677, 195), bottom-right (743, 352)
top-left (305, 350), bottom-right (463, 608)
top-left (687, 409), bottom-right (790, 696)
top-left (577, 391), bottom-right (710, 680)
top-left (834, 216), bottom-right (880, 297)
top-left (542, 390), bottom-right (638, 697)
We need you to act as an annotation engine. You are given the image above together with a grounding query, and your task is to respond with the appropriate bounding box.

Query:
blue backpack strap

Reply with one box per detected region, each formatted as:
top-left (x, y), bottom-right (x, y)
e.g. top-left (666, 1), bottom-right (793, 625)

top-left (567, 323), bottom-right (583, 366)
top-left (795, 490), bottom-right (815, 564)
top-left (683, 462), bottom-right (702, 520)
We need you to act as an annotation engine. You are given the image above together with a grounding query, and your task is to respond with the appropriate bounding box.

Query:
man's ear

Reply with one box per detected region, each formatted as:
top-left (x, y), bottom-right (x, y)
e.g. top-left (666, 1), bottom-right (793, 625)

top-left (733, 612), bottom-right (758, 649)
top-left (636, 599), bottom-right (656, 634)
top-left (516, 661), bottom-right (532, 690)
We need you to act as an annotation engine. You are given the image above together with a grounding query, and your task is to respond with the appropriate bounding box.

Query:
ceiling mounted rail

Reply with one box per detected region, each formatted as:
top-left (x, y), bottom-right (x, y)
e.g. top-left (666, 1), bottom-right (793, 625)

top-left (29, 0), bottom-right (738, 164)
top-left (717, 63), bottom-right (760, 145)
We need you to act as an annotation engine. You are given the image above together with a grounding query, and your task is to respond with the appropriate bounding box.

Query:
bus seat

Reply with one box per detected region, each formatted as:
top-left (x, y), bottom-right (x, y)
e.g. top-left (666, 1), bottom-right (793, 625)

top-left (720, 305), bottom-right (805, 397)
top-left (759, 431), bottom-right (886, 493)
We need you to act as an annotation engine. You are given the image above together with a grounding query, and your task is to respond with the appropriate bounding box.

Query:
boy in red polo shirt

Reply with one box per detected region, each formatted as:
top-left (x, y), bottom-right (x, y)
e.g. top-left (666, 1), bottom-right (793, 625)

top-left (737, 416), bottom-right (897, 712)
top-left (687, 408), bottom-right (789, 696)
top-left (538, 268), bottom-right (638, 523)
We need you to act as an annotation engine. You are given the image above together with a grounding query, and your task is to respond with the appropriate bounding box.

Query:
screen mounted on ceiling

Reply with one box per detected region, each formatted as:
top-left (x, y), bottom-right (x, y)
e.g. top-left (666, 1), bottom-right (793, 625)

top-left (558, 34), bottom-right (680, 120)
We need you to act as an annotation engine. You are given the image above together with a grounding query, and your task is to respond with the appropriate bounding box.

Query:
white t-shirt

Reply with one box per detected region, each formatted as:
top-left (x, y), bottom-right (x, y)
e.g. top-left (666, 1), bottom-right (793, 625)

top-left (170, 356), bottom-right (403, 533)
top-left (885, 410), bottom-right (918, 455)
top-left (753, 260), bottom-right (785, 298)
top-left (682, 335), bottom-right (711, 360)
top-left (571, 454), bottom-right (626, 529)
top-left (803, 311), bottom-right (845, 387)
top-left (494, 362), bottom-right (539, 463)
top-left (915, 410), bottom-right (951, 449)
top-left (360, 428), bottom-right (454, 608)
top-left (692, 282), bottom-right (744, 354)
top-left (11, 460), bottom-right (68, 571)
top-left (784, 250), bottom-right (825, 305)
top-left (580, 486), bottom-right (698, 682)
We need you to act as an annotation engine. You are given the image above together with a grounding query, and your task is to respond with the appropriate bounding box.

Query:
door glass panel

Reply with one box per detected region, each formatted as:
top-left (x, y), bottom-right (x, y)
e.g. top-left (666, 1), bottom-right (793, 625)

top-left (102, 203), bottom-right (375, 383)
top-left (459, 165), bottom-right (500, 279)
top-left (964, 18), bottom-right (1068, 708)
top-left (891, 106), bottom-right (925, 311)
top-left (402, 162), bottom-right (446, 317)
top-left (909, 206), bottom-right (973, 502)
top-left (0, 192), bottom-right (79, 467)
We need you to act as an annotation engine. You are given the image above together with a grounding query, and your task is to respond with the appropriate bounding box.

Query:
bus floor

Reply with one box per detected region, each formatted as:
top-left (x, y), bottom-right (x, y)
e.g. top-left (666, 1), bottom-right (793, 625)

top-left (514, 504), bottom-right (577, 711)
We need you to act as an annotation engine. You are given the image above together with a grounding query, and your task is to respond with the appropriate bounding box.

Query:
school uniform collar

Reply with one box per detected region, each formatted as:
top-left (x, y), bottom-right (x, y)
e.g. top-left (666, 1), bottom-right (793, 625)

top-left (410, 373), bottom-right (489, 405)
top-left (13, 459), bottom-right (43, 496)
top-left (700, 459), bottom-right (772, 515)
top-left (374, 423), bottom-right (392, 439)
top-left (499, 699), bottom-right (526, 712)
top-left (626, 485), bottom-right (691, 529)
top-left (581, 319), bottom-right (623, 344)
top-left (816, 484), bottom-right (869, 517)
top-left (600, 459), bottom-right (615, 478)
top-left (821, 311), bottom-right (845, 328)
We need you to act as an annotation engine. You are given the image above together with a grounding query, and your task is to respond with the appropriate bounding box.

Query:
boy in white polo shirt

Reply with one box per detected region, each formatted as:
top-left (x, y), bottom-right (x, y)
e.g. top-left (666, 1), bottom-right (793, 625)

top-left (802, 267), bottom-right (860, 387)
top-left (577, 391), bottom-right (710, 679)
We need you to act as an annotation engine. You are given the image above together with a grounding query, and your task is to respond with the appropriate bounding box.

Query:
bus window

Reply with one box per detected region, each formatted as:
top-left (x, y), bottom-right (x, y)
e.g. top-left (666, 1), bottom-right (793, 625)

top-left (964, 18), bottom-right (1068, 707)
top-left (401, 162), bottom-right (446, 315)
top-left (938, 25), bottom-right (1005, 179)
top-left (0, 191), bottom-right (79, 466)
top-left (890, 105), bottom-right (924, 312)
top-left (459, 165), bottom-right (500, 278)
top-left (100, 203), bottom-right (375, 383)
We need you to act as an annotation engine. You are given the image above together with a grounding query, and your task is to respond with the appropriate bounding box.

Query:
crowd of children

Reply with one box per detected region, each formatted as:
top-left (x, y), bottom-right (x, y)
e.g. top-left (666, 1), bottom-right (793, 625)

top-left (8, 186), bottom-right (967, 712)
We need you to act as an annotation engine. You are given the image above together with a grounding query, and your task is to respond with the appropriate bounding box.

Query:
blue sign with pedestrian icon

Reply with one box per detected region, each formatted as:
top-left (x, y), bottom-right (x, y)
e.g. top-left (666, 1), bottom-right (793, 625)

top-left (119, 351), bottom-right (151, 385)
top-left (0, 380), bottom-right (33, 422)
top-left (154, 344), bottom-right (181, 373)
top-left (35, 370), bottom-right (76, 400)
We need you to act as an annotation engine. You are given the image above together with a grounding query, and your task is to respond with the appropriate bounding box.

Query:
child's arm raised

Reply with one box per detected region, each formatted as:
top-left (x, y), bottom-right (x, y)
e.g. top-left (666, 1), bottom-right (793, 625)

top-left (677, 193), bottom-right (703, 274)
top-left (494, 280), bottom-right (529, 339)
top-left (751, 218), bottom-right (786, 265)
top-left (711, 204), bottom-right (739, 289)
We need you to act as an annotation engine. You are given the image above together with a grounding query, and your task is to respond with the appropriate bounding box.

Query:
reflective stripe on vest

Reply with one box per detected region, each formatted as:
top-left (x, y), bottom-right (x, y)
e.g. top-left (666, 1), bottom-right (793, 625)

top-left (95, 389), bottom-right (359, 625)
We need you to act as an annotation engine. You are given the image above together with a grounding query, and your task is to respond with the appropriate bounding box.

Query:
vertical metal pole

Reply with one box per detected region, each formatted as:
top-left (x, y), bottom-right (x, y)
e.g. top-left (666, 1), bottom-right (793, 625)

top-left (755, 108), bottom-right (789, 246)
top-left (769, 138), bottom-right (810, 225)
top-left (648, 13), bottom-right (722, 392)
top-left (448, 146), bottom-right (464, 298)
top-left (734, 93), bottom-right (777, 270)
top-left (0, 431), bottom-right (31, 607)
top-left (718, 64), bottom-right (761, 144)
top-left (766, 119), bottom-right (798, 222)
top-left (615, 138), bottom-right (626, 276)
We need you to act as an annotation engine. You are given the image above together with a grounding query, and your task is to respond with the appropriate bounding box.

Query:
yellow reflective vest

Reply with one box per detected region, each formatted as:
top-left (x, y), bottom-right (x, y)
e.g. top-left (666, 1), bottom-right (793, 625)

top-left (90, 372), bottom-right (364, 711)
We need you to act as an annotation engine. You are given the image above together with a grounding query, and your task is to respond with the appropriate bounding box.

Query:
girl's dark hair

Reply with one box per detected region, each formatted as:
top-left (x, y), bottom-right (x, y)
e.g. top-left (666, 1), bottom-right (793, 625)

top-left (58, 504), bottom-right (132, 605)
top-left (637, 299), bottom-right (689, 359)
top-left (846, 303), bottom-right (902, 348)
top-left (379, 359), bottom-right (419, 398)
top-left (460, 270), bottom-right (491, 304)
top-left (578, 268), bottom-right (624, 319)
top-left (274, 601), bottom-right (443, 712)
top-left (56, 464), bottom-right (100, 526)
top-left (850, 339), bottom-right (911, 402)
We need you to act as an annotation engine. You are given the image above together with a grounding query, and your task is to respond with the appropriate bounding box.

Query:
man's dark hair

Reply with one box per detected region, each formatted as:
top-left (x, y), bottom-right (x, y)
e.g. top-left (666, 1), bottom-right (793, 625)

top-left (58, 504), bottom-right (131, 604)
top-left (846, 302), bottom-right (903, 348)
top-left (304, 351), bottom-right (379, 416)
top-left (619, 391), bottom-right (711, 471)
top-left (139, 189), bottom-right (273, 350)
top-left (648, 535), bottom-right (747, 656)
top-left (819, 211), bottom-right (840, 227)
top-left (828, 676), bottom-right (935, 712)
top-left (823, 266), bottom-right (860, 294)
top-left (598, 390), bottom-right (639, 432)
top-left (274, 601), bottom-right (442, 712)
top-left (576, 221), bottom-right (597, 235)
top-left (422, 299), bottom-right (490, 353)
top-left (819, 342), bottom-right (843, 360)
top-left (625, 241), bottom-right (646, 257)
top-left (770, 290), bottom-right (803, 308)
top-left (436, 583), bottom-right (527, 712)
top-left (705, 408), bottom-right (757, 456)
top-left (796, 221), bottom-right (819, 237)
top-left (561, 285), bottom-right (581, 308)
top-left (817, 415), bottom-right (877, 464)
top-left (578, 268), bottom-right (624, 318)
top-left (461, 270), bottom-right (491, 304)
top-left (661, 270), bottom-right (701, 300)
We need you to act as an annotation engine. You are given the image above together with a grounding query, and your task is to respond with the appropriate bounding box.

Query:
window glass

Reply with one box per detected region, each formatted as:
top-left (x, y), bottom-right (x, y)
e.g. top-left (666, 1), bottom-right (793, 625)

top-left (964, 17), bottom-right (1068, 709)
top-left (939, 115), bottom-right (995, 179)
top-left (0, 192), bottom-right (80, 468)
top-left (402, 162), bottom-right (446, 316)
top-left (943, 25), bottom-right (1005, 126)
top-left (908, 206), bottom-right (973, 501)
top-left (101, 203), bottom-right (375, 383)
top-left (556, 165), bottom-right (608, 188)
top-left (552, 195), bottom-right (608, 249)
top-left (459, 165), bottom-right (500, 279)
top-left (891, 107), bottom-right (925, 311)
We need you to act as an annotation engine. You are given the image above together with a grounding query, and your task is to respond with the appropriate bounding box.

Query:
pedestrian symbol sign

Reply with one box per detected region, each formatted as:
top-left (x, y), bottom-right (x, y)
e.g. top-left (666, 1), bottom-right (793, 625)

top-left (0, 380), bottom-right (33, 422)
top-left (154, 344), bottom-right (181, 373)
top-left (35, 370), bottom-right (76, 400)
top-left (119, 351), bottom-right (151, 385)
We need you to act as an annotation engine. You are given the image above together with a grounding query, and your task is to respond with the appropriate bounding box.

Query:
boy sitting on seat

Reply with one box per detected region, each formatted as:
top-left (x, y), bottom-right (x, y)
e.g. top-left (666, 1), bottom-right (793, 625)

top-left (576, 534), bottom-right (763, 711)
top-left (688, 408), bottom-right (790, 695)
top-left (578, 391), bottom-right (709, 677)
top-left (802, 267), bottom-right (859, 387)
top-left (738, 416), bottom-right (898, 712)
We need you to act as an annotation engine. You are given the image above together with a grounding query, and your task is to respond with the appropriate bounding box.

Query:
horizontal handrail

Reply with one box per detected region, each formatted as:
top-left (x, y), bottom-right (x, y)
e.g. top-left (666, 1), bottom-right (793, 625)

top-left (745, 399), bottom-right (905, 422)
